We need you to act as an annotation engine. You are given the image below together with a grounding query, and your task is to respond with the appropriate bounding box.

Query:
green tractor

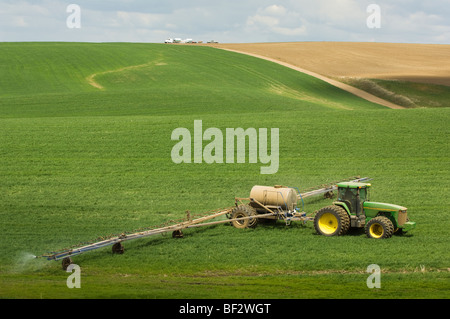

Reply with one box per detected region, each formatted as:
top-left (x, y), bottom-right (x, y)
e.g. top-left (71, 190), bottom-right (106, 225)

top-left (314, 182), bottom-right (416, 239)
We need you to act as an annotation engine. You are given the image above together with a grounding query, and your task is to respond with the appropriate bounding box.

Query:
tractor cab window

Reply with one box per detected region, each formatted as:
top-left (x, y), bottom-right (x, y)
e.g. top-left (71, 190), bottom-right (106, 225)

top-left (338, 187), bottom-right (356, 202)
top-left (338, 187), bottom-right (354, 212)
top-left (338, 187), bottom-right (369, 203)
top-left (359, 187), bottom-right (368, 202)
top-left (338, 186), bottom-right (369, 214)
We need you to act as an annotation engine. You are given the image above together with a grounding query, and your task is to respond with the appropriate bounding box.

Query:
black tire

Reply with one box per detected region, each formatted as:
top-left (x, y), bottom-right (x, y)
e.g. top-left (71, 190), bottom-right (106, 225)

top-left (231, 205), bottom-right (258, 229)
top-left (62, 257), bottom-right (73, 271)
top-left (314, 205), bottom-right (350, 236)
top-left (365, 216), bottom-right (394, 239)
top-left (112, 242), bottom-right (124, 254)
top-left (172, 229), bottom-right (184, 238)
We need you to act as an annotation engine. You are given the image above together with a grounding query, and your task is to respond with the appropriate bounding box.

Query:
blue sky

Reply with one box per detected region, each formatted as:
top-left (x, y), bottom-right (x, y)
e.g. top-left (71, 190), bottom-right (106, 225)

top-left (1, 0), bottom-right (449, 43)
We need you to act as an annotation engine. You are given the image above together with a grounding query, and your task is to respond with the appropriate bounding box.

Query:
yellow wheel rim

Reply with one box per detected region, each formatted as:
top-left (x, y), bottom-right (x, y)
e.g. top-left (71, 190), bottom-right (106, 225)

top-left (318, 213), bottom-right (338, 235)
top-left (234, 213), bottom-right (247, 226)
top-left (370, 223), bottom-right (384, 238)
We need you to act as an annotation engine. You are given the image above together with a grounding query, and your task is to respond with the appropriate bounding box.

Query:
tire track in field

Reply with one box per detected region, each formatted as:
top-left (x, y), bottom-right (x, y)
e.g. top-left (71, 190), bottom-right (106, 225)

top-left (189, 267), bottom-right (449, 278)
top-left (86, 60), bottom-right (167, 90)
top-left (233, 63), bottom-right (353, 110)
top-left (217, 48), bottom-right (405, 109)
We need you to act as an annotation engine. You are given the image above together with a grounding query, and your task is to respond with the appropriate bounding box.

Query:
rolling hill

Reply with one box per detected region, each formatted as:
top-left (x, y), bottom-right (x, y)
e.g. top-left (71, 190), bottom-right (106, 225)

top-left (0, 42), bottom-right (385, 119)
top-left (211, 42), bottom-right (450, 108)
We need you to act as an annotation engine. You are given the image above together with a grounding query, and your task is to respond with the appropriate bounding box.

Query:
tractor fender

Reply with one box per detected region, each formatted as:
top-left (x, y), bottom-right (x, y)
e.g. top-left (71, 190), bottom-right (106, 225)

top-left (332, 201), bottom-right (350, 215)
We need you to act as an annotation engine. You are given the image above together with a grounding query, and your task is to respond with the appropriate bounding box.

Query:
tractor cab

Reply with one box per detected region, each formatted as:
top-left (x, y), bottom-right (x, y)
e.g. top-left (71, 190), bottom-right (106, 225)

top-left (336, 182), bottom-right (370, 217)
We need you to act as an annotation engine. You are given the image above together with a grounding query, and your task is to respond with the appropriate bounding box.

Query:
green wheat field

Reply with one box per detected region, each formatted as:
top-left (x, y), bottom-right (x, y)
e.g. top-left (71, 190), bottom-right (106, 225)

top-left (0, 42), bottom-right (449, 299)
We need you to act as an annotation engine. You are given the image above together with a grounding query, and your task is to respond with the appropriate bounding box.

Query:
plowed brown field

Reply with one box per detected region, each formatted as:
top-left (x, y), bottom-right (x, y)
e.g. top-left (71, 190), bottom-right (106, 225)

top-left (211, 42), bottom-right (450, 86)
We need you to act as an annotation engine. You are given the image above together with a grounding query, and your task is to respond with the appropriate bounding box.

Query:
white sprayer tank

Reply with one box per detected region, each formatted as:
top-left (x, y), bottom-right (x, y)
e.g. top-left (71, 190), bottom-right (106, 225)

top-left (249, 185), bottom-right (297, 211)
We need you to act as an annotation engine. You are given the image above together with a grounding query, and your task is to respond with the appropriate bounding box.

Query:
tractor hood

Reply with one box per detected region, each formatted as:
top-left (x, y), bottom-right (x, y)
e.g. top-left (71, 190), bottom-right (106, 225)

top-left (364, 201), bottom-right (407, 212)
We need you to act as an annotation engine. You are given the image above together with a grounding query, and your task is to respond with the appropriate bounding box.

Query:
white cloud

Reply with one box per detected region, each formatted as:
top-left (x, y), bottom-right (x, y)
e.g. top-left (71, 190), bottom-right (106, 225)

top-left (263, 4), bottom-right (287, 16)
top-left (247, 14), bottom-right (279, 28)
top-left (372, 2), bottom-right (450, 43)
top-left (245, 4), bottom-right (307, 39)
top-left (10, 16), bottom-right (28, 28)
top-left (116, 11), bottom-right (165, 28)
top-left (317, 0), bottom-right (364, 24)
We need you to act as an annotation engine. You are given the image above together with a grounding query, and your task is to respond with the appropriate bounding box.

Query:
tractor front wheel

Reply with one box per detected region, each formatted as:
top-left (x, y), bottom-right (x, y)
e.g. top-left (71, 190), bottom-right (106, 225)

top-left (314, 205), bottom-right (350, 236)
top-left (365, 216), bottom-right (394, 239)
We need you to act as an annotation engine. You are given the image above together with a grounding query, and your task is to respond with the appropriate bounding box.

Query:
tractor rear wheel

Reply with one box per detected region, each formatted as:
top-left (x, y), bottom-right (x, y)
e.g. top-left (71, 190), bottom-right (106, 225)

top-left (314, 205), bottom-right (350, 236)
top-left (231, 205), bottom-right (258, 229)
top-left (365, 216), bottom-right (394, 239)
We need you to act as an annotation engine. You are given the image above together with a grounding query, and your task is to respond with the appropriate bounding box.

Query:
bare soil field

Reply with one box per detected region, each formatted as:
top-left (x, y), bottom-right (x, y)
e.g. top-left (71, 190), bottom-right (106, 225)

top-left (210, 42), bottom-right (450, 86)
